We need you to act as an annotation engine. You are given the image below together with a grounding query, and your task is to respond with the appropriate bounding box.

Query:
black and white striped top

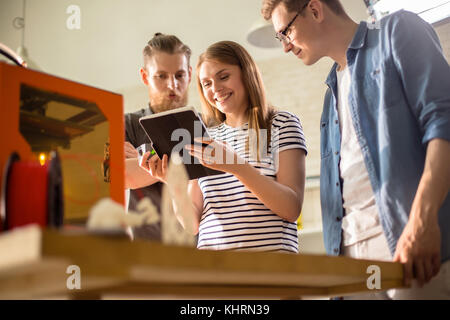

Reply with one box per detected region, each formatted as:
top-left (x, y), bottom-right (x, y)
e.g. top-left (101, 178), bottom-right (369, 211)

top-left (197, 111), bottom-right (307, 253)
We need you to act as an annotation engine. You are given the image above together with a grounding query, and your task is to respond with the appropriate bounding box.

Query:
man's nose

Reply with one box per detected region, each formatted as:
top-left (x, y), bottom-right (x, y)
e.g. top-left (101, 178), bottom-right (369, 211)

top-left (167, 76), bottom-right (176, 90)
top-left (282, 41), bottom-right (293, 53)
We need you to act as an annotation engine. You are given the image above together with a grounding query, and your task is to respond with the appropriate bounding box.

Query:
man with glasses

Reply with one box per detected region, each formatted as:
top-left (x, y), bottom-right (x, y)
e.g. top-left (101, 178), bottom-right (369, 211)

top-left (261, 0), bottom-right (450, 299)
top-left (274, 1), bottom-right (309, 44)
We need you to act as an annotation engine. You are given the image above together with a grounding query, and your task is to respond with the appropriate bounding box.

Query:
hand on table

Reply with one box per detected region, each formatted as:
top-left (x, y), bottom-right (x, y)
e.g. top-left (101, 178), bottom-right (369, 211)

top-left (393, 214), bottom-right (441, 287)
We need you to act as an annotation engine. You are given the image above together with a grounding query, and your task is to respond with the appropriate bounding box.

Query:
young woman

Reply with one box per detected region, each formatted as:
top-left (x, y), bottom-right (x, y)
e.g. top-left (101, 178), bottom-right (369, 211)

top-left (141, 41), bottom-right (307, 253)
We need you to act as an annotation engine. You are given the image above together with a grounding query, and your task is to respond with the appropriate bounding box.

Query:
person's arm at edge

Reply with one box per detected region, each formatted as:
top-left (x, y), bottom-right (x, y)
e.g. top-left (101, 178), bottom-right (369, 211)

top-left (394, 139), bottom-right (450, 286)
top-left (389, 11), bottom-right (450, 286)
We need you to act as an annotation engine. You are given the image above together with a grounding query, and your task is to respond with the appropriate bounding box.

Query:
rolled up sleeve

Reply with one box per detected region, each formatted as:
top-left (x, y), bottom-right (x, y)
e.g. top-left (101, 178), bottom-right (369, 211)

top-left (389, 11), bottom-right (450, 145)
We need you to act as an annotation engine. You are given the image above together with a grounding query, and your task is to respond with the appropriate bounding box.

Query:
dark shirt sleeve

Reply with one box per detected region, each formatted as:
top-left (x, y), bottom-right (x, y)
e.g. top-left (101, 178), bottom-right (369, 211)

top-left (125, 110), bottom-right (152, 148)
top-left (124, 113), bottom-right (137, 147)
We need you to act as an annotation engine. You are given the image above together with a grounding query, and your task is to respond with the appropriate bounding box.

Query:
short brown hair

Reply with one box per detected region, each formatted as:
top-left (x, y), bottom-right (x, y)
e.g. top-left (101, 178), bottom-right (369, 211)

top-left (143, 33), bottom-right (192, 67)
top-left (261, 0), bottom-right (345, 20)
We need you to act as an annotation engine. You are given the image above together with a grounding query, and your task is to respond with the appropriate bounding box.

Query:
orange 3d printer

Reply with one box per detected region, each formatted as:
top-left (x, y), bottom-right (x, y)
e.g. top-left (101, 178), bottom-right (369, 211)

top-left (0, 60), bottom-right (124, 231)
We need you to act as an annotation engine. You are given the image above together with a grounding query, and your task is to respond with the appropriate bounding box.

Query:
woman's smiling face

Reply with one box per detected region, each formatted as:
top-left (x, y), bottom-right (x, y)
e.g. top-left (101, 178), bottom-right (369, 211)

top-left (199, 59), bottom-right (248, 116)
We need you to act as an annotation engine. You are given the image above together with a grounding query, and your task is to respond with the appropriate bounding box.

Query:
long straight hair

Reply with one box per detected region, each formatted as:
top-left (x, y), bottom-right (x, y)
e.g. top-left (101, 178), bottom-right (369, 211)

top-left (196, 41), bottom-right (275, 159)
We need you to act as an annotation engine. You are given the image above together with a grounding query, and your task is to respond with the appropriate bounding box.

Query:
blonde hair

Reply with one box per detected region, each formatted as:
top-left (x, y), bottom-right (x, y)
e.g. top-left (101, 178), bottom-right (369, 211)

top-left (196, 41), bottom-right (275, 160)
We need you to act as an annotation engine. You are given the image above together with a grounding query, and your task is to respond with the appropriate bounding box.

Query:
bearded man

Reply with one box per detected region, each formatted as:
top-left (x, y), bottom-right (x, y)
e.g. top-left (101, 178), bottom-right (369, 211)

top-left (124, 33), bottom-right (192, 240)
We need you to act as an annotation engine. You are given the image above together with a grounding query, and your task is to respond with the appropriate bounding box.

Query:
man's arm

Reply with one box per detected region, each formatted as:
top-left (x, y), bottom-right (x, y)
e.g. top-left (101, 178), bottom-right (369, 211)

top-left (124, 141), bottom-right (159, 189)
top-left (125, 158), bottom-right (159, 189)
top-left (388, 12), bottom-right (450, 286)
top-left (394, 139), bottom-right (450, 286)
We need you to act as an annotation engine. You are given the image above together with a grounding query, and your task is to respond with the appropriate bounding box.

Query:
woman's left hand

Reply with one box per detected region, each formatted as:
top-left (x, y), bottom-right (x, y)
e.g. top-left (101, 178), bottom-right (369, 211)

top-left (185, 138), bottom-right (246, 175)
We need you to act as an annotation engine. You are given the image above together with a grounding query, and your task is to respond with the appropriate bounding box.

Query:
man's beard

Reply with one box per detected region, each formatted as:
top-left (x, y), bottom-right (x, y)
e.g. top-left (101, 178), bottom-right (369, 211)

top-left (148, 90), bottom-right (188, 113)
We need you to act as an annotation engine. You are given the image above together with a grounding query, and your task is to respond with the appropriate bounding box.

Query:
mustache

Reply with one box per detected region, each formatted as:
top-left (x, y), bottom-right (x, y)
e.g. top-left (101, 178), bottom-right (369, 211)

top-left (149, 90), bottom-right (189, 112)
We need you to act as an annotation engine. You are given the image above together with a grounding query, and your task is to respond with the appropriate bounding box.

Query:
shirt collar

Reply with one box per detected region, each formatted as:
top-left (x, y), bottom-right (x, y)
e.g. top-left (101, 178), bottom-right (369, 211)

top-left (349, 21), bottom-right (368, 50)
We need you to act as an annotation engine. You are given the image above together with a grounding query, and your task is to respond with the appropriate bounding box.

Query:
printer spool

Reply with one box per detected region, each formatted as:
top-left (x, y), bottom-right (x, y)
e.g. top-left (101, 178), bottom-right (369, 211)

top-left (0, 151), bottom-right (63, 231)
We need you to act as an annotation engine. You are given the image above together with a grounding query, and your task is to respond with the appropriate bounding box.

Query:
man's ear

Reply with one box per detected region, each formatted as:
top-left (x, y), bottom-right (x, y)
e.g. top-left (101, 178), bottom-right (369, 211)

top-left (140, 67), bottom-right (149, 85)
top-left (188, 66), bottom-right (193, 84)
top-left (309, 0), bottom-right (325, 22)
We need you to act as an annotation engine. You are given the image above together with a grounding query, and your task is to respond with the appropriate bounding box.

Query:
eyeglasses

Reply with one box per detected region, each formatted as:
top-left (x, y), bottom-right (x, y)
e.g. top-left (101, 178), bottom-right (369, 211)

top-left (275, 0), bottom-right (310, 45)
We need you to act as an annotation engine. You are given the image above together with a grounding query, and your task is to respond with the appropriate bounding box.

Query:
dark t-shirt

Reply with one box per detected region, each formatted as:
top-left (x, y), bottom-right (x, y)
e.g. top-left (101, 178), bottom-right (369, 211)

top-left (125, 107), bottom-right (162, 241)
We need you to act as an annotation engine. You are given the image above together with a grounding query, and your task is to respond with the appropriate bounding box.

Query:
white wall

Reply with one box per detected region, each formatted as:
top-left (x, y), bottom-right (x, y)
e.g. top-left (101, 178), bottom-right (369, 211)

top-left (436, 22), bottom-right (450, 61)
top-left (0, 0), bottom-right (284, 91)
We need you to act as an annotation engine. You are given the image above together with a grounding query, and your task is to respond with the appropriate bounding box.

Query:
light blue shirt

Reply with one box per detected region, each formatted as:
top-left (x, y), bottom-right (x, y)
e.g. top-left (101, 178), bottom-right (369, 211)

top-left (320, 10), bottom-right (450, 261)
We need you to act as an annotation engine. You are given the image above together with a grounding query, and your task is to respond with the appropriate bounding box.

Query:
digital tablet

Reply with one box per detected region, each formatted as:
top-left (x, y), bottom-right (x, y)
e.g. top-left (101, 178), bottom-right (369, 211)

top-left (139, 106), bottom-right (222, 180)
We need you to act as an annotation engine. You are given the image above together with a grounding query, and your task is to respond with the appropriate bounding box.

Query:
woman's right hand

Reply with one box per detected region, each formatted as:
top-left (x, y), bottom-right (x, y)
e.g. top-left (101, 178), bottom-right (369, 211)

top-left (139, 152), bottom-right (169, 184)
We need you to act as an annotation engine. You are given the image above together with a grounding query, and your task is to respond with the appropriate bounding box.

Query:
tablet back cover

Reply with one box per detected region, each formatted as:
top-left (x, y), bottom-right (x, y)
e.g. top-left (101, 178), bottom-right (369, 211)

top-left (139, 107), bottom-right (222, 179)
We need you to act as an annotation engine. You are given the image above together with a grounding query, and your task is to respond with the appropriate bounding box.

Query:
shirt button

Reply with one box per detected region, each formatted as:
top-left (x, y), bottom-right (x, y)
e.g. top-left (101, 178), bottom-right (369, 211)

top-left (336, 216), bottom-right (342, 222)
top-left (335, 120), bottom-right (338, 124)
top-left (335, 151), bottom-right (339, 155)
top-left (336, 182), bottom-right (339, 186)
top-left (334, 248), bottom-right (339, 254)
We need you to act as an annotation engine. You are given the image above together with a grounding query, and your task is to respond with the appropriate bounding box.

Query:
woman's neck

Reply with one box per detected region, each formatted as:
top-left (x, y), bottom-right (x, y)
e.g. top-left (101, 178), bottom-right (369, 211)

top-left (224, 108), bottom-right (249, 128)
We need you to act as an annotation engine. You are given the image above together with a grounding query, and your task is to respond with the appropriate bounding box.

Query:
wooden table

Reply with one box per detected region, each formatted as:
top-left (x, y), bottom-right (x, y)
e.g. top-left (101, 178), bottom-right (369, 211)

top-left (0, 225), bottom-right (405, 299)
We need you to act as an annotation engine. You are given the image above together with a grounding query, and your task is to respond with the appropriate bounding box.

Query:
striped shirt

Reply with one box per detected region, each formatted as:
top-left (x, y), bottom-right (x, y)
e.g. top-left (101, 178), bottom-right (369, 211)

top-left (197, 111), bottom-right (307, 253)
